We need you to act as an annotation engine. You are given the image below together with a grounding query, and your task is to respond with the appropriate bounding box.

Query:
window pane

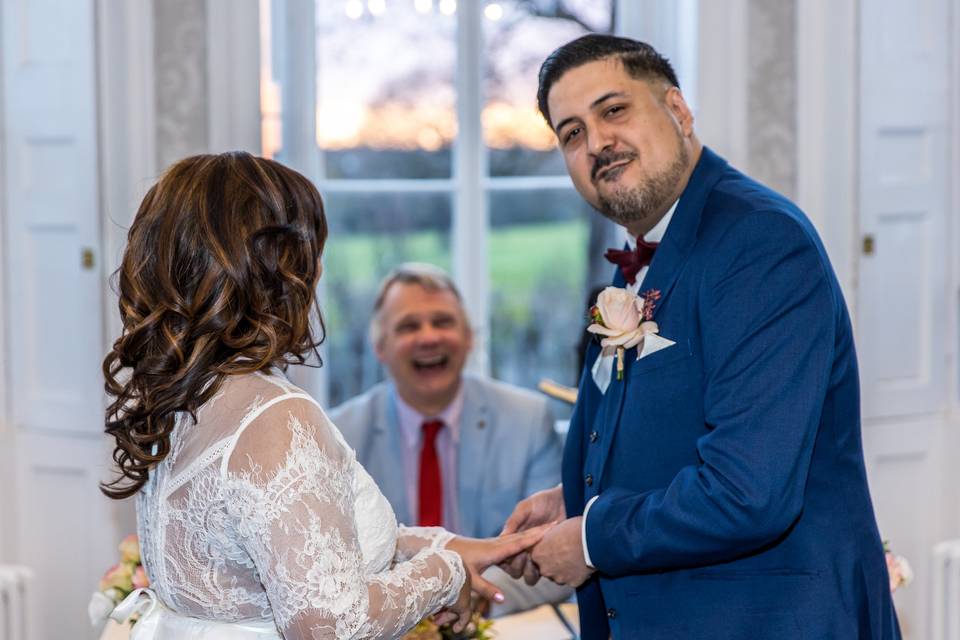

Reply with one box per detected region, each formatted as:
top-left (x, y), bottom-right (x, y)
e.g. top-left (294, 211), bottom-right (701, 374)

top-left (321, 191), bottom-right (453, 405)
top-left (484, 0), bottom-right (614, 177)
top-left (488, 189), bottom-right (595, 389)
top-left (316, 1), bottom-right (456, 179)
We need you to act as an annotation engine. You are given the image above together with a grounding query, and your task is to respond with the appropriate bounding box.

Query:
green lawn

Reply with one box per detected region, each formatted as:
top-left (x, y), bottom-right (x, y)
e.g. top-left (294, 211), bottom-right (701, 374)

top-left (323, 218), bottom-right (587, 290)
top-left (489, 219), bottom-right (587, 295)
top-left (320, 219), bottom-right (588, 331)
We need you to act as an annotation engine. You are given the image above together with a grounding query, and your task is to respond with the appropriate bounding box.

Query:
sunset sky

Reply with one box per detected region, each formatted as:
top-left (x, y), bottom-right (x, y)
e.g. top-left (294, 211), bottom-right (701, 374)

top-left (311, 0), bottom-right (610, 151)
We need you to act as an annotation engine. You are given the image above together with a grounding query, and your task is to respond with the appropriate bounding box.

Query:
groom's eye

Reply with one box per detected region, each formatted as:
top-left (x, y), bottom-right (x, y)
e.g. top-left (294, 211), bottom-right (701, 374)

top-left (563, 127), bottom-right (582, 145)
top-left (605, 104), bottom-right (626, 118)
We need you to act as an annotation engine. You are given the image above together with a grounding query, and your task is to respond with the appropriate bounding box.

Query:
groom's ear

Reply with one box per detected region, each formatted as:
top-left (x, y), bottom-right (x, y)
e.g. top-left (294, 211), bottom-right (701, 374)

top-left (664, 86), bottom-right (695, 137)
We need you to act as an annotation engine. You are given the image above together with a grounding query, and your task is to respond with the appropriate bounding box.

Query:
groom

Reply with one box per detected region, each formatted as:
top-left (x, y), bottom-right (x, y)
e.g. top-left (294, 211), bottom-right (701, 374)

top-left (501, 35), bottom-right (901, 638)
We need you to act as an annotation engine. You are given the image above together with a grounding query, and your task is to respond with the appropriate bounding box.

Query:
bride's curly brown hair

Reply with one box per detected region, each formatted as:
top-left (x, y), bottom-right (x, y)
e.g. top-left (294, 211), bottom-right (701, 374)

top-left (102, 152), bottom-right (328, 499)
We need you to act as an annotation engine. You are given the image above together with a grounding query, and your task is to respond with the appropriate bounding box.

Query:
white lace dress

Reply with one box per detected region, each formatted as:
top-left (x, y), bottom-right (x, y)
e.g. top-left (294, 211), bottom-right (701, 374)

top-left (129, 370), bottom-right (465, 639)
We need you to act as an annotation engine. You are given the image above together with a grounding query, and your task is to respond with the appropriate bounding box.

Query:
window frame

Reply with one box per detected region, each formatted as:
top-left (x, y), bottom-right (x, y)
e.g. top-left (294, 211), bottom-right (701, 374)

top-left (264, 0), bottom-right (692, 404)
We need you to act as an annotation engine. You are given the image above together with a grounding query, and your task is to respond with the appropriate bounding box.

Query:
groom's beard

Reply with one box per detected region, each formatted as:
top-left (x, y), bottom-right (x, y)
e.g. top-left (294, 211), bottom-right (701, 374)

top-left (595, 133), bottom-right (689, 229)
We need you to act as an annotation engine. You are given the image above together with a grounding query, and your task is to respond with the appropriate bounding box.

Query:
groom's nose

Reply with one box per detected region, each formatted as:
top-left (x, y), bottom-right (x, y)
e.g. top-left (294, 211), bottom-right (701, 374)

top-left (587, 120), bottom-right (616, 157)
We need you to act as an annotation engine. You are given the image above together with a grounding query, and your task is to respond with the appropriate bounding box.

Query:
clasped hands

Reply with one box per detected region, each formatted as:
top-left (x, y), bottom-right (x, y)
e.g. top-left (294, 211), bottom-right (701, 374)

top-left (498, 485), bottom-right (595, 589)
top-left (436, 486), bottom-right (592, 632)
top-left (436, 523), bottom-right (548, 632)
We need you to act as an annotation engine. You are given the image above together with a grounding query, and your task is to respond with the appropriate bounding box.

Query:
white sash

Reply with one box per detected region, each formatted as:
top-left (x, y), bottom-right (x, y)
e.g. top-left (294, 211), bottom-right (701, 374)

top-left (111, 589), bottom-right (282, 640)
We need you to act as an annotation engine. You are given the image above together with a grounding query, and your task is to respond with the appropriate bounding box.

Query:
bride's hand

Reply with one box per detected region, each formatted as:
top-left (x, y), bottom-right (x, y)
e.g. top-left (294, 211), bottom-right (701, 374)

top-left (433, 572), bottom-right (473, 633)
top-left (499, 486), bottom-right (566, 583)
top-left (445, 524), bottom-right (550, 603)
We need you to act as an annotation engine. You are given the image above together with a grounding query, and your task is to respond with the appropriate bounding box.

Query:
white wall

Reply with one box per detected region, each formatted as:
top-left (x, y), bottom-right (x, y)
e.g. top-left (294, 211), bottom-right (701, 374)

top-left (696, 0), bottom-right (748, 169)
top-left (795, 0), bottom-right (858, 304)
top-left (0, 0), bottom-right (11, 561)
top-left (206, 0), bottom-right (262, 154)
top-left (949, 0), bottom-right (960, 543)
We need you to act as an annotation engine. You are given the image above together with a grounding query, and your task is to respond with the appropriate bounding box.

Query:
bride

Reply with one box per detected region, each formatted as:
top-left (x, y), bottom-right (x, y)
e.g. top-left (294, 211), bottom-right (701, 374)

top-left (101, 152), bottom-right (545, 639)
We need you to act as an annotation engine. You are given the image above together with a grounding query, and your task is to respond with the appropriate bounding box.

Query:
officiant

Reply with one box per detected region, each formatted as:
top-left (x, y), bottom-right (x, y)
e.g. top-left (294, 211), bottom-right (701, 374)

top-left (330, 262), bottom-right (571, 613)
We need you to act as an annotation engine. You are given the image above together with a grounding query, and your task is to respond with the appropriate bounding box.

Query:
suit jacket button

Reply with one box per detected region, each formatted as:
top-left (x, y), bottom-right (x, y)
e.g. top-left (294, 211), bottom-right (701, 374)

top-left (585, 474), bottom-right (593, 487)
top-left (607, 608), bottom-right (617, 619)
top-left (589, 430), bottom-right (599, 443)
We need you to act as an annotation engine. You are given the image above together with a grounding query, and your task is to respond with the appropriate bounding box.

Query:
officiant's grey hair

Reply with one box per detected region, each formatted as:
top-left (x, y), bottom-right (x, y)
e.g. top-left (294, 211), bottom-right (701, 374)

top-left (369, 263), bottom-right (471, 347)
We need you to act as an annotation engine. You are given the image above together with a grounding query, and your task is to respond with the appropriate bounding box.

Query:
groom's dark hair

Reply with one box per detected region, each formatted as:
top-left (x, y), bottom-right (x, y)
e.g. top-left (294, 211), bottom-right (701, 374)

top-left (537, 34), bottom-right (680, 128)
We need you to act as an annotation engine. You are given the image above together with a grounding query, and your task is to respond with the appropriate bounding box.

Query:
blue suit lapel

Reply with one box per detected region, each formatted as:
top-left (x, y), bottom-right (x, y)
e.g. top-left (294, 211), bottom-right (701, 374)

top-left (639, 147), bottom-right (727, 321)
top-left (592, 147), bottom-right (728, 483)
top-left (457, 377), bottom-right (491, 537)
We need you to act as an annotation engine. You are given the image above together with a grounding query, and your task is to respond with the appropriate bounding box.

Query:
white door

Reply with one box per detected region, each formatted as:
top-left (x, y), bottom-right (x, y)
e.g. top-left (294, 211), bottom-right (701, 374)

top-left (859, 0), bottom-right (950, 420)
top-left (3, 0), bottom-right (102, 432)
top-left (2, 0), bottom-right (128, 637)
top-left (858, 0), bottom-right (953, 637)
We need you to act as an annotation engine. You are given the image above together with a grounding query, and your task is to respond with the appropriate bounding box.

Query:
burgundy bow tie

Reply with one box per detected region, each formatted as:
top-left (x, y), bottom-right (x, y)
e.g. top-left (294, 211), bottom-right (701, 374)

top-left (604, 239), bottom-right (659, 285)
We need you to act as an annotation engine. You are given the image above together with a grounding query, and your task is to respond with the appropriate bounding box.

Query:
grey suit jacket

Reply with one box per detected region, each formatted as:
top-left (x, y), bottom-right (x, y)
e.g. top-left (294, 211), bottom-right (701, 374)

top-left (329, 374), bottom-right (562, 539)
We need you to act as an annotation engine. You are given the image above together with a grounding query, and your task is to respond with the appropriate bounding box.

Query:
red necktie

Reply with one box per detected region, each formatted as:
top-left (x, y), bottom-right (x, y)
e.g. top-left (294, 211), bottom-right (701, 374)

top-left (604, 239), bottom-right (659, 285)
top-left (418, 419), bottom-right (444, 527)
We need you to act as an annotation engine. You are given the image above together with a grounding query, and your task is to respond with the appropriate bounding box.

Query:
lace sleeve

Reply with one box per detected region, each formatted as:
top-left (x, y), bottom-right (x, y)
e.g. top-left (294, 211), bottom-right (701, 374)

top-left (221, 395), bottom-right (465, 639)
top-left (394, 526), bottom-right (457, 562)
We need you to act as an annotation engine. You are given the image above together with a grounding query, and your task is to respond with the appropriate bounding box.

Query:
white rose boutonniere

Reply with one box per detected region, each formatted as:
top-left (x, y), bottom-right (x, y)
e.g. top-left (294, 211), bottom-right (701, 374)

top-left (587, 287), bottom-right (661, 380)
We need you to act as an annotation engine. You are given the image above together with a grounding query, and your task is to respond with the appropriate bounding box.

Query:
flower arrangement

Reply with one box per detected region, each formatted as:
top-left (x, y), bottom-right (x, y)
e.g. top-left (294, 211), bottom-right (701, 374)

top-left (587, 287), bottom-right (661, 379)
top-left (884, 541), bottom-right (913, 593)
top-left (88, 534), bottom-right (149, 627)
top-left (404, 612), bottom-right (494, 640)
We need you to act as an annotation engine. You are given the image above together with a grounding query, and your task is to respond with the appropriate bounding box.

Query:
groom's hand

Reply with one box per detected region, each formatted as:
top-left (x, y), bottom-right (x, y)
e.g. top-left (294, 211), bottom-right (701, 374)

top-left (501, 485), bottom-right (565, 535)
top-left (530, 517), bottom-right (594, 588)
top-left (499, 486), bottom-right (565, 582)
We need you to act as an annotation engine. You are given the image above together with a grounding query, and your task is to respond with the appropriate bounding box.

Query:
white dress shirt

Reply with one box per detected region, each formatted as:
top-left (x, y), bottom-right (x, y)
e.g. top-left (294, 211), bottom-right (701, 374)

top-left (395, 386), bottom-right (465, 533)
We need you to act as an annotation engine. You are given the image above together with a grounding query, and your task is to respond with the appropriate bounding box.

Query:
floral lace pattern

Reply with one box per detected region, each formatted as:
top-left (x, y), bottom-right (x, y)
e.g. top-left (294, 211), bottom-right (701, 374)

top-left (136, 371), bottom-right (464, 639)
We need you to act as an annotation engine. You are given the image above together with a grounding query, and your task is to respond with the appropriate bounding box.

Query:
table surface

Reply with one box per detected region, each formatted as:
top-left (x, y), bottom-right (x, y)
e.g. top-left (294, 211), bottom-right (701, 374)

top-left (491, 602), bottom-right (580, 639)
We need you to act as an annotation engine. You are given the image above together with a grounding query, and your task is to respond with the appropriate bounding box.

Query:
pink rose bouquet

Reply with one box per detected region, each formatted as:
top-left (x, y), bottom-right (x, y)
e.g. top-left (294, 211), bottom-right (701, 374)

top-left (89, 534), bottom-right (149, 629)
top-left (884, 542), bottom-right (913, 592)
top-left (404, 612), bottom-right (494, 640)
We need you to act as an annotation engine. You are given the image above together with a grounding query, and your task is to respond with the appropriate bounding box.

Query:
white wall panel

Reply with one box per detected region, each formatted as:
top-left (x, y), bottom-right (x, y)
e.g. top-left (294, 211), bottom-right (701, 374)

top-left (0, 0), bottom-right (9, 569)
top-left (863, 418), bottom-right (948, 640)
top-left (14, 431), bottom-right (132, 640)
top-left (695, 0), bottom-right (747, 168)
top-left (795, 0), bottom-right (857, 309)
top-left (2, 0), bottom-right (104, 435)
top-left (2, 0), bottom-right (138, 637)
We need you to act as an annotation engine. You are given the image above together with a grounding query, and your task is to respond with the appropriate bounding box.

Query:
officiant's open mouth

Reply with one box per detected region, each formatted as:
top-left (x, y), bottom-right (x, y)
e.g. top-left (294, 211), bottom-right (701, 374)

top-left (412, 354), bottom-right (450, 374)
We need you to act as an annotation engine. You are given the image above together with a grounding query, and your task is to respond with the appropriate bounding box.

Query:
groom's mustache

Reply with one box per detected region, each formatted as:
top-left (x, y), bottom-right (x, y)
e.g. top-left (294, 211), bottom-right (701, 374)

top-left (592, 150), bottom-right (638, 182)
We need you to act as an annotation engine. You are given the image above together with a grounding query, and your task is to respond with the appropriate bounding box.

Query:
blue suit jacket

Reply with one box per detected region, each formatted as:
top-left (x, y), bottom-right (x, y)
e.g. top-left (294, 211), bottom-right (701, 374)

top-left (565, 148), bottom-right (900, 639)
top-left (330, 374), bottom-right (562, 538)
